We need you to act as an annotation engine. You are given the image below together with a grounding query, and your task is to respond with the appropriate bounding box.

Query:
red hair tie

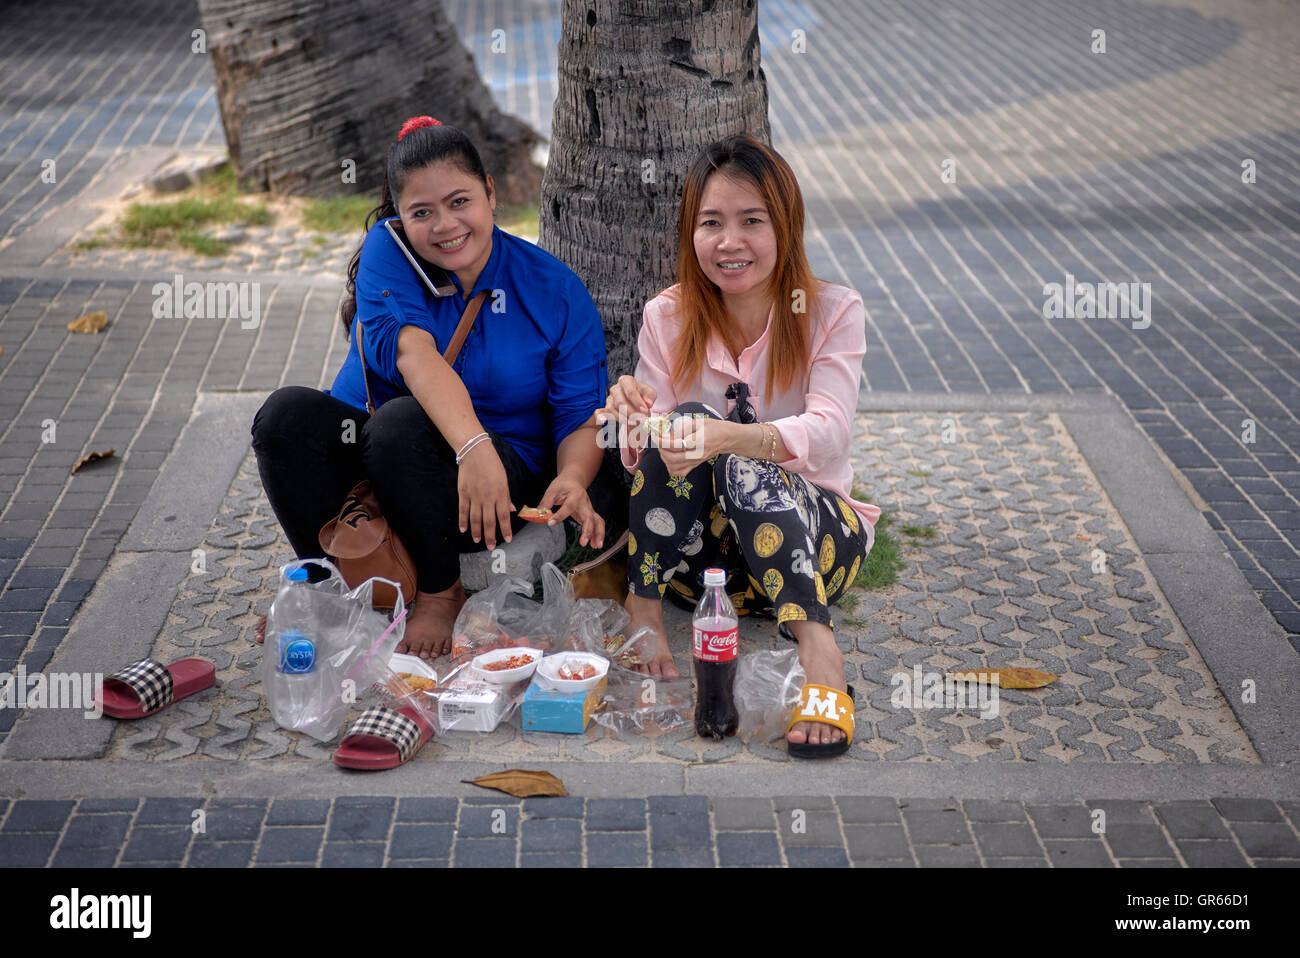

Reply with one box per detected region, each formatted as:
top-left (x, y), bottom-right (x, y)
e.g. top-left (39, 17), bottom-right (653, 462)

top-left (398, 116), bottom-right (442, 140)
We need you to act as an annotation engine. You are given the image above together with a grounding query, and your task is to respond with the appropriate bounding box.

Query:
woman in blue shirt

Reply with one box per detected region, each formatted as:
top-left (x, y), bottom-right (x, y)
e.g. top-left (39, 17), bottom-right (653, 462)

top-left (252, 117), bottom-right (610, 658)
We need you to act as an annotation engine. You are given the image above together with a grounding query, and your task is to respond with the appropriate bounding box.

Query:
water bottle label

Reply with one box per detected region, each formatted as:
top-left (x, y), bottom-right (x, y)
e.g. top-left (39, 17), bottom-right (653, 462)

top-left (693, 626), bottom-right (738, 662)
top-left (279, 637), bottom-right (316, 674)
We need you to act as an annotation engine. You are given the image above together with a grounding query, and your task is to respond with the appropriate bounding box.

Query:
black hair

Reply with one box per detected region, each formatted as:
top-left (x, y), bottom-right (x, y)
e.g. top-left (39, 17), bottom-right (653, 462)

top-left (339, 122), bottom-right (491, 336)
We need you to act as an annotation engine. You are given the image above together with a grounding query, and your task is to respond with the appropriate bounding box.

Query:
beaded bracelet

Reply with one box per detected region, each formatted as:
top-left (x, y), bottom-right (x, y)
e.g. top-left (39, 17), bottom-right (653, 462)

top-left (455, 432), bottom-right (490, 465)
top-left (762, 423), bottom-right (777, 460)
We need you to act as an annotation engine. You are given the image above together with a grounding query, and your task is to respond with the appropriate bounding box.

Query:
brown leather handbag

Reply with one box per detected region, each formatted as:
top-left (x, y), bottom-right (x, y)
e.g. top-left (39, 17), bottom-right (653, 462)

top-left (566, 529), bottom-right (630, 602)
top-left (318, 291), bottom-right (488, 607)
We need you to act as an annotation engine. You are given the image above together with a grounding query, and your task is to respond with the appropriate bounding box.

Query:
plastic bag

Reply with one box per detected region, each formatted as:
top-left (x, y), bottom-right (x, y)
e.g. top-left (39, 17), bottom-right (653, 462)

top-left (426, 659), bottom-right (528, 733)
top-left (261, 558), bottom-right (407, 741)
top-left (449, 564), bottom-right (573, 663)
top-left (734, 648), bottom-right (806, 743)
top-left (591, 674), bottom-right (693, 737)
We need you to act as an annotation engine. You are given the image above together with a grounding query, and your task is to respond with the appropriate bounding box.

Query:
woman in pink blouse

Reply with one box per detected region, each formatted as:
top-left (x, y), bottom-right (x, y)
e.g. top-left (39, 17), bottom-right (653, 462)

top-left (598, 134), bottom-right (880, 758)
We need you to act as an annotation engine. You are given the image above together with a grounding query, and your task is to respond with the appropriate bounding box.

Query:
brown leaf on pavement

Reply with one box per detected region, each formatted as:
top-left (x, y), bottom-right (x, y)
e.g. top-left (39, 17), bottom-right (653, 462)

top-left (71, 449), bottom-right (116, 474)
top-left (463, 769), bottom-right (568, 797)
top-left (67, 310), bottom-right (108, 334)
top-left (948, 667), bottom-right (1059, 689)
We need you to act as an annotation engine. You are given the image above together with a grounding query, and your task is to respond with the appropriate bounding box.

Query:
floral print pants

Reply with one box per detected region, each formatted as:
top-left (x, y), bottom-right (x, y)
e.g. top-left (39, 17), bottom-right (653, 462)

top-left (626, 403), bottom-right (870, 630)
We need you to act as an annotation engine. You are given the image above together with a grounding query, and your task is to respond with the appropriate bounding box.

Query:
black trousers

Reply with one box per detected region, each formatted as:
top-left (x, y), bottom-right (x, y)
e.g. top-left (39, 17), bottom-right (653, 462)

top-left (251, 386), bottom-right (548, 594)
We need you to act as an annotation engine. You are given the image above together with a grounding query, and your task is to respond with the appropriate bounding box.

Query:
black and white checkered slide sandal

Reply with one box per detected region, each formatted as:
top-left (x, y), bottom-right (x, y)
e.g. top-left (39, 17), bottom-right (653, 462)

top-left (333, 705), bottom-right (433, 770)
top-left (97, 657), bottom-right (216, 719)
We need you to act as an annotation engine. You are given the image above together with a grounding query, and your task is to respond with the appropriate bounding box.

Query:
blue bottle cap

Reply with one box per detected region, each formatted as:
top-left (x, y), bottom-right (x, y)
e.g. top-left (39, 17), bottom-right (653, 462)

top-left (286, 567), bottom-right (309, 582)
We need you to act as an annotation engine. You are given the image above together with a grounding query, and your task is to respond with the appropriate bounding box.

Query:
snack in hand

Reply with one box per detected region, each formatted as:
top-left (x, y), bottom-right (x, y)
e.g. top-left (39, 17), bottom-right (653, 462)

top-left (519, 506), bottom-right (553, 523)
top-left (642, 415), bottom-right (673, 438)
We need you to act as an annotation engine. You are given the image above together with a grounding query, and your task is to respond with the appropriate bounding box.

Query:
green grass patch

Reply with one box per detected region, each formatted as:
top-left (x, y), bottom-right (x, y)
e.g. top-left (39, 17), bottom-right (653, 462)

top-left (901, 523), bottom-right (937, 540)
top-left (302, 194), bottom-right (375, 234)
top-left (905, 468), bottom-right (932, 477)
top-left (498, 201), bottom-right (539, 236)
top-left (854, 512), bottom-right (906, 591)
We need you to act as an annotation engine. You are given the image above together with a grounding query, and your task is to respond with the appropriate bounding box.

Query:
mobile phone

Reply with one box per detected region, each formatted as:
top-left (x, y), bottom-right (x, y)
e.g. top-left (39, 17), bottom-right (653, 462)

top-left (383, 218), bottom-right (457, 297)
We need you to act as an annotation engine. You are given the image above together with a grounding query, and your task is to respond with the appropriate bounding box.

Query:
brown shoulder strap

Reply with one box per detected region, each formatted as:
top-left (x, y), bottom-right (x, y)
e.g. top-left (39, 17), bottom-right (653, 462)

top-left (353, 289), bottom-right (487, 413)
top-left (444, 290), bottom-right (488, 366)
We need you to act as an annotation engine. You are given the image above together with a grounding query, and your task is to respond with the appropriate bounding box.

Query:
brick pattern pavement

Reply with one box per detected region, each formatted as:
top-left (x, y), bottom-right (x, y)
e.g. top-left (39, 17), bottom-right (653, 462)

top-left (107, 409), bottom-right (1256, 765)
top-left (2, 794), bottom-right (1297, 867)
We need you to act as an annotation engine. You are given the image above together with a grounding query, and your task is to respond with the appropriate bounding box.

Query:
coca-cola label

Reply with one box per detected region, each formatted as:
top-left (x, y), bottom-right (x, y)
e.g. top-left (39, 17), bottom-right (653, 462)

top-left (693, 625), bottom-right (738, 662)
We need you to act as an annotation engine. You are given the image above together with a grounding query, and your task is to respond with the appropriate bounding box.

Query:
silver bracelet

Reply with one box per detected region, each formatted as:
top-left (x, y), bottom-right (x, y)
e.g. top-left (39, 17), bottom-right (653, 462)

top-left (455, 432), bottom-right (490, 465)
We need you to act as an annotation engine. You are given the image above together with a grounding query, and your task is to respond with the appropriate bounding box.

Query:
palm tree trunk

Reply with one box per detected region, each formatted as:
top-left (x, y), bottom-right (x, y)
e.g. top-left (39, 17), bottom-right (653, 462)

top-left (197, 0), bottom-right (541, 203)
top-left (540, 0), bottom-right (769, 381)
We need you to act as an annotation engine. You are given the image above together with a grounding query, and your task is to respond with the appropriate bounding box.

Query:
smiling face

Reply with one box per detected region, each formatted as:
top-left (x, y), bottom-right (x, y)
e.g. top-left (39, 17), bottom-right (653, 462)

top-left (396, 159), bottom-right (496, 292)
top-left (692, 171), bottom-right (778, 311)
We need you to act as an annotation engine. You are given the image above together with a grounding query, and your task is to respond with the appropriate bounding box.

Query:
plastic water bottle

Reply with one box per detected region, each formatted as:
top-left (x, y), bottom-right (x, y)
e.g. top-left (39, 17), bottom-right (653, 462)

top-left (692, 568), bottom-right (739, 738)
top-left (274, 627), bottom-right (317, 726)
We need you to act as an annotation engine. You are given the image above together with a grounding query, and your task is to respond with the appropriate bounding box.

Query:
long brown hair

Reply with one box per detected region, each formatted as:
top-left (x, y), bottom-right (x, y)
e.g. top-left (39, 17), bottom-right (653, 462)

top-left (668, 134), bottom-right (817, 402)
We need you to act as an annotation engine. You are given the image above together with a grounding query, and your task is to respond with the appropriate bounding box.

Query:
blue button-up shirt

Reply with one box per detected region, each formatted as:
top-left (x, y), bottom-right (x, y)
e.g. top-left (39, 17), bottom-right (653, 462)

top-left (330, 220), bottom-right (608, 474)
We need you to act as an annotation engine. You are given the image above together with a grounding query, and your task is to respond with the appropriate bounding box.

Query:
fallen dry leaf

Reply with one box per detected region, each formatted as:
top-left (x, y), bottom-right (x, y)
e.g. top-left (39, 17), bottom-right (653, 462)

top-left (949, 667), bottom-right (1059, 689)
top-left (67, 310), bottom-right (108, 334)
top-left (70, 449), bottom-right (115, 474)
top-left (463, 769), bottom-right (568, 798)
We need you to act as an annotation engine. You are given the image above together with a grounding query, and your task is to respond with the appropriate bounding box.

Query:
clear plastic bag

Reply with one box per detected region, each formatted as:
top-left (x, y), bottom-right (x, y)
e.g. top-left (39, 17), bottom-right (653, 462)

top-left (734, 648), bottom-right (806, 743)
top-left (426, 659), bottom-right (528, 733)
top-left (449, 564), bottom-right (572, 663)
top-left (261, 558), bottom-right (407, 741)
top-left (591, 674), bottom-right (693, 737)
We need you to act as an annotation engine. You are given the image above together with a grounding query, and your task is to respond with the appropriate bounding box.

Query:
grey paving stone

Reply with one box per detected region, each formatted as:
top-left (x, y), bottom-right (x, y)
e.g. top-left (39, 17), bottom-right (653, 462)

top-left (586, 799), bottom-right (646, 832)
top-left (267, 799), bottom-right (331, 826)
top-left (2, 799), bottom-right (74, 831)
top-left (0, 832), bottom-right (58, 866)
top-left (327, 799), bottom-right (394, 841)
top-left (120, 826), bottom-right (192, 862)
top-left (717, 831), bottom-right (783, 866)
top-left (914, 844), bottom-right (982, 867)
top-left (1211, 798), bottom-right (1284, 822)
top-left (843, 825), bottom-right (911, 861)
top-left (1086, 800), bottom-right (1155, 824)
top-left (782, 845), bottom-right (850, 867)
top-left (648, 795), bottom-right (709, 816)
top-left (256, 827), bottom-right (323, 863)
top-left (963, 800), bottom-right (1027, 823)
top-left (986, 858), bottom-right (1050, 868)
top-left (836, 796), bottom-right (902, 824)
top-left (902, 808), bottom-right (973, 845)
top-left (390, 825), bottom-right (454, 860)
top-left (650, 812), bottom-right (710, 848)
top-left (50, 847), bottom-right (120, 868)
top-left (61, 813), bottom-right (131, 848)
top-left (1155, 802), bottom-right (1231, 839)
top-left (396, 798), bottom-right (456, 824)
top-left (1044, 840), bottom-right (1114, 868)
top-left (457, 804), bottom-right (518, 838)
top-left (188, 842), bottom-right (254, 868)
top-left (521, 796), bottom-right (584, 819)
top-left (586, 831), bottom-right (647, 867)
top-left (520, 819), bottom-right (581, 854)
top-left (1104, 824), bottom-right (1176, 858)
top-left (778, 809), bottom-right (843, 846)
top-left (651, 847), bottom-right (715, 867)
top-left (1229, 823), bottom-right (1300, 859)
top-left (773, 794), bottom-right (837, 811)
top-left (202, 804), bottom-right (266, 841)
top-left (972, 823), bottom-right (1042, 859)
top-left (388, 859), bottom-right (450, 868)
top-left (1118, 859), bottom-right (1181, 868)
top-left (137, 797), bottom-right (202, 825)
top-left (454, 838), bottom-right (517, 867)
top-left (321, 842), bottom-right (385, 867)
top-left (521, 852), bottom-right (583, 867)
top-left (1027, 804), bottom-right (1095, 839)
top-left (712, 797), bottom-right (775, 830)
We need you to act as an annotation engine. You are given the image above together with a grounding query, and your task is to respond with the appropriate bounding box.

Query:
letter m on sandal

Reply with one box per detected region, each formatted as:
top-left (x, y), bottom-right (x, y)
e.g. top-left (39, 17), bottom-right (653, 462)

top-left (801, 687), bottom-right (841, 719)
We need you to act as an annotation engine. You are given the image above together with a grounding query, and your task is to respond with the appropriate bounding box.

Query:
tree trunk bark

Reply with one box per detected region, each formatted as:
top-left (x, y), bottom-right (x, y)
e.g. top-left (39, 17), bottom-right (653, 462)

top-left (197, 0), bottom-right (541, 203)
top-left (540, 0), bottom-right (769, 382)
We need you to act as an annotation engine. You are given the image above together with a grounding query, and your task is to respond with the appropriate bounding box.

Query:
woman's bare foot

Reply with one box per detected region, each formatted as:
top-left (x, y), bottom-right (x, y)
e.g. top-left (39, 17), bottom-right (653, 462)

top-left (254, 615), bottom-right (267, 644)
top-left (399, 582), bottom-right (466, 659)
top-left (786, 623), bottom-right (848, 748)
top-left (625, 592), bottom-right (680, 680)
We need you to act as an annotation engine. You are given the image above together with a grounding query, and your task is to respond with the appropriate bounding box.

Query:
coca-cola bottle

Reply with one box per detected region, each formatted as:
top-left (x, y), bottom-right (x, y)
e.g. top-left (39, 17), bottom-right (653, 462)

top-left (692, 568), bottom-right (739, 738)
